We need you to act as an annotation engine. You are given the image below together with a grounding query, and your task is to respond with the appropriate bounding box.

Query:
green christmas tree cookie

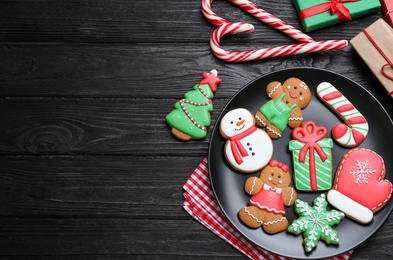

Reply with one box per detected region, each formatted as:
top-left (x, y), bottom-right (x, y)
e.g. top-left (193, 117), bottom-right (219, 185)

top-left (166, 70), bottom-right (221, 141)
top-left (288, 194), bottom-right (345, 253)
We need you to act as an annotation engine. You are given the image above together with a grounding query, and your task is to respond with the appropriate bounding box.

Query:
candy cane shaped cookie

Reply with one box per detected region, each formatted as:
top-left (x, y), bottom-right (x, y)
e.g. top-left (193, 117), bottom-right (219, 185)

top-left (316, 82), bottom-right (369, 147)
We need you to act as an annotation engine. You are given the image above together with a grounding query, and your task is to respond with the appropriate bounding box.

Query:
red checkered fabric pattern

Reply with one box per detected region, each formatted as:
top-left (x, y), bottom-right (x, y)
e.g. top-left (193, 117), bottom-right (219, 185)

top-left (182, 156), bottom-right (353, 260)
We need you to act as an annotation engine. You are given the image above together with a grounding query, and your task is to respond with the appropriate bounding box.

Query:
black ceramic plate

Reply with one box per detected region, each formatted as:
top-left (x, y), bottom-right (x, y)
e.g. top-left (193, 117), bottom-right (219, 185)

top-left (208, 68), bottom-right (393, 259)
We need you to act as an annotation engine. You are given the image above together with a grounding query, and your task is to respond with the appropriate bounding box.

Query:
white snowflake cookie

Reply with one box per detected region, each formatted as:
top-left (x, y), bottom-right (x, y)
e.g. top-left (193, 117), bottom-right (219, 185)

top-left (288, 194), bottom-right (345, 253)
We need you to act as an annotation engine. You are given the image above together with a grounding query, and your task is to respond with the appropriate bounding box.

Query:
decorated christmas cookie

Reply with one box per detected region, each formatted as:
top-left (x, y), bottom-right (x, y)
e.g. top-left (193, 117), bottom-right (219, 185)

top-left (288, 194), bottom-right (345, 253)
top-left (238, 160), bottom-right (297, 234)
top-left (255, 77), bottom-right (311, 139)
top-left (327, 148), bottom-right (393, 224)
top-left (316, 82), bottom-right (369, 147)
top-left (166, 69), bottom-right (222, 141)
top-left (220, 108), bottom-right (273, 173)
top-left (289, 121), bottom-right (334, 191)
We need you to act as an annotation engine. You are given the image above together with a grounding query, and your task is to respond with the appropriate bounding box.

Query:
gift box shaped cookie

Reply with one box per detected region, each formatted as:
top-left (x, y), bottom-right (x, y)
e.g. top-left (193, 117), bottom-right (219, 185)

top-left (293, 0), bottom-right (381, 32)
top-left (289, 121), bottom-right (333, 191)
top-left (351, 19), bottom-right (393, 98)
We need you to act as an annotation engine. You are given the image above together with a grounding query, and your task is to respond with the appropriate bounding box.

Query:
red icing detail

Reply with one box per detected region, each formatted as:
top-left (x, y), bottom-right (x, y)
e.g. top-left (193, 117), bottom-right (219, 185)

top-left (229, 126), bottom-right (257, 164)
top-left (323, 91), bottom-right (342, 101)
top-left (199, 71), bottom-right (222, 92)
top-left (270, 160), bottom-right (278, 167)
top-left (352, 129), bottom-right (365, 144)
top-left (337, 104), bottom-right (354, 113)
top-left (332, 123), bottom-right (348, 139)
top-left (348, 116), bottom-right (367, 125)
top-left (289, 90), bottom-right (299, 99)
top-left (249, 185), bottom-right (285, 214)
top-left (292, 121), bottom-right (328, 191)
top-left (335, 149), bottom-right (392, 211)
top-left (269, 160), bottom-right (289, 172)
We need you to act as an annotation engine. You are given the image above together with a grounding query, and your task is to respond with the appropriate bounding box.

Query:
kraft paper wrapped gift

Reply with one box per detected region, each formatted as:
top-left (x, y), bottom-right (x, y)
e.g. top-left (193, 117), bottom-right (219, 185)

top-left (293, 0), bottom-right (381, 32)
top-left (381, 0), bottom-right (393, 27)
top-left (351, 19), bottom-right (393, 98)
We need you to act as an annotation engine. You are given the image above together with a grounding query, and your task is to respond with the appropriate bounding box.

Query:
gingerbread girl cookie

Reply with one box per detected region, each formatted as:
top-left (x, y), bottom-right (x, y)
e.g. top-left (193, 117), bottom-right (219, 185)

top-left (238, 160), bottom-right (297, 234)
top-left (255, 77), bottom-right (311, 139)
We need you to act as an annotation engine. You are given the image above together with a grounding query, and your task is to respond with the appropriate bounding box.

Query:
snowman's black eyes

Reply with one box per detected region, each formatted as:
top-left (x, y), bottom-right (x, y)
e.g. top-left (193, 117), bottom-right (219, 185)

top-left (239, 117), bottom-right (242, 120)
top-left (230, 121), bottom-right (233, 124)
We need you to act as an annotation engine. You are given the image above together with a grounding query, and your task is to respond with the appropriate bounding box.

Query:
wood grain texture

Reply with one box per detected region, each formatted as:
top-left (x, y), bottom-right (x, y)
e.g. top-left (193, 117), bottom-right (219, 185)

top-left (1, 0), bottom-right (393, 259)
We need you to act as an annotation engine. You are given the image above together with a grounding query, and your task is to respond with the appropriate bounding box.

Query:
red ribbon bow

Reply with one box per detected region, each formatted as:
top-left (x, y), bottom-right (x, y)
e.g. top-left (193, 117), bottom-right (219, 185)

top-left (299, 0), bottom-right (358, 23)
top-left (292, 121), bottom-right (328, 190)
top-left (361, 28), bottom-right (393, 96)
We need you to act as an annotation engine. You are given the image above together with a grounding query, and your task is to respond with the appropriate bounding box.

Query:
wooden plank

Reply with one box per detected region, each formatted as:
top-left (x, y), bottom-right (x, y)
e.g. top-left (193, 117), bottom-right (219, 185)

top-left (0, 217), bottom-right (244, 258)
top-left (0, 0), bottom-right (380, 44)
top-left (0, 44), bottom-right (388, 99)
top-left (0, 98), bottom-right (228, 155)
top-left (0, 156), bottom-right (201, 217)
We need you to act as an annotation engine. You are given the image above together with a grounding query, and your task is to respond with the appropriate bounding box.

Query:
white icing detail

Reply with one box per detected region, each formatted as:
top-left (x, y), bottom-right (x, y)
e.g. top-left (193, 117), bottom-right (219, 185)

top-left (287, 188), bottom-right (294, 206)
top-left (268, 177), bottom-right (272, 181)
top-left (327, 189), bottom-right (373, 224)
top-left (266, 126), bottom-right (281, 137)
top-left (350, 160), bottom-right (375, 184)
top-left (299, 97), bottom-right (303, 101)
top-left (243, 207), bottom-right (263, 224)
top-left (268, 83), bottom-right (281, 98)
top-left (300, 82), bottom-right (308, 90)
top-left (279, 180), bottom-right (282, 184)
top-left (288, 117), bottom-right (303, 121)
top-left (210, 69), bottom-right (218, 77)
top-left (249, 177), bottom-right (257, 195)
top-left (255, 114), bottom-right (266, 126)
top-left (263, 216), bottom-right (286, 225)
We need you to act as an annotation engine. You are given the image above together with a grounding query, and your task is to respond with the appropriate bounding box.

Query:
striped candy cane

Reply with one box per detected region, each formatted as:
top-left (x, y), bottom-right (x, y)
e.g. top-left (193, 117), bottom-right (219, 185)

top-left (201, 0), bottom-right (348, 62)
top-left (317, 82), bottom-right (369, 147)
top-left (202, 0), bottom-right (315, 43)
top-left (210, 22), bottom-right (348, 62)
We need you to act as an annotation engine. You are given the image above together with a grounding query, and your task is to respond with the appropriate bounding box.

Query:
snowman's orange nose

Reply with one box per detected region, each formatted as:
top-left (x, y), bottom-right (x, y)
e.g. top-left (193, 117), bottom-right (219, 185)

top-left (236, 119), bottom-right (245, 126)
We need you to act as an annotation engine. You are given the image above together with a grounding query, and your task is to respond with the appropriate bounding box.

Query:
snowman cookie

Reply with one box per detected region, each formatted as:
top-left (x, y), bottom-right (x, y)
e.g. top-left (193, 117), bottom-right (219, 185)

top-left (255, 77), bottom-right (312, 139)
top-left (220, 108), bottom-right (273, 173)
top-left (238, 160), bottom-right (297, 234)
top-left (327, 148), bottom-right (393, 224)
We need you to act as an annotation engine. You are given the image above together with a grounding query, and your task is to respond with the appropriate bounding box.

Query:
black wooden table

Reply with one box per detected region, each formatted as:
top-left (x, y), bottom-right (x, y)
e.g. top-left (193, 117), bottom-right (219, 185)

top-left (1, 0), bottom-right (393, 259)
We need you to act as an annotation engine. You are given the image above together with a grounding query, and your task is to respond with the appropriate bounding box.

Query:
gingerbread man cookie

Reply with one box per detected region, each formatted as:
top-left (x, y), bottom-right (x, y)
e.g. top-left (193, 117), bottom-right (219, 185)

top-left (255, 77), bottom-right (311, 139)
top-left (238, 160), bottom-right (297, 234)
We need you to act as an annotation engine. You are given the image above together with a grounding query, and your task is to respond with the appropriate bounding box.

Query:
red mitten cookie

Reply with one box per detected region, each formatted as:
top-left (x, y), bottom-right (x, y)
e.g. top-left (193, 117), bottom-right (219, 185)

top-left (327, 148), bottom-right (393, 224)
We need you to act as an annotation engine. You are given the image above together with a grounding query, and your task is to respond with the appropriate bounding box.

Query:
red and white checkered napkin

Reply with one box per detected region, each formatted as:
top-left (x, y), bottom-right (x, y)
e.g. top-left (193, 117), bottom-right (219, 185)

top-left (182, 156), bottom-right (353, 260)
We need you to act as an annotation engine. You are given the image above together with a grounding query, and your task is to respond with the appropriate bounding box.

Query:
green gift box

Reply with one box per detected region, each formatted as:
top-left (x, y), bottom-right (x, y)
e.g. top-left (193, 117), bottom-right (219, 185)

top-left (289, 138), bottom-right (333, 192)
top-left (293, 0), bottom-right (381, 32)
